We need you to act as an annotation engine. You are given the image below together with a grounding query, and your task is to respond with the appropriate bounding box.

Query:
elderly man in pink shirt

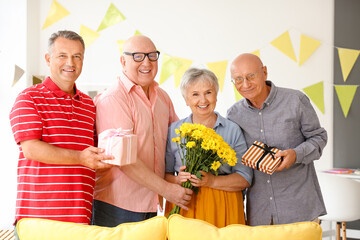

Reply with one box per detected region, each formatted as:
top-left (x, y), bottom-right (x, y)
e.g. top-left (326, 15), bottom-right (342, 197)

top-left (92, 35), bottom-right (193, 227)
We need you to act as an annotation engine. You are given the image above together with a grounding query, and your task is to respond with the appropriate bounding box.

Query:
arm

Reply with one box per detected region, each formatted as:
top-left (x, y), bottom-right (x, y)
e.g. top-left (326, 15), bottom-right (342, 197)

top-left (276, 95), bottom-right (327, 170)
top-left (190, 171), bottom-right (250, 192)
top-left (21, 139), bottom-right (113, 169)
top-left (121, 161), bottom-right (192, 210)
top-left (293, 95), bottom-right (327, 164)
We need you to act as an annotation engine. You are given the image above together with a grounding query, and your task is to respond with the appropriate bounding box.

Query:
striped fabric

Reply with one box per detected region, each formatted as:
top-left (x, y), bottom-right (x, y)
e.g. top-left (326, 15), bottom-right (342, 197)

top-left (241, 141), bottom-right (282, 175)
top-left (9, 77), bottom-right (96, 224)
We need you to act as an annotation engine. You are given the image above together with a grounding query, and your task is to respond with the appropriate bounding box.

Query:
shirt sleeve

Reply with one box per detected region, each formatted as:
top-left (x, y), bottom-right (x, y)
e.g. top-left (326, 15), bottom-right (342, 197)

top-left (95, 93), bottom-right (134, 135)
top-left (293, 94), bottom-right (328, 164)
top-left (165, 125), bottom-right (176, 173)
top-left (9, 92), bottom-right (43, 144)
top-left (230, 124), bottom-right (253, 185)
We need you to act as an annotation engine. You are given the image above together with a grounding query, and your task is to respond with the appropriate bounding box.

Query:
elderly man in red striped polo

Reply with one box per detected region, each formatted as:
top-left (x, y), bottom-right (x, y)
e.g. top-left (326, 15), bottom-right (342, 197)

top-left (9, 30), bottom-right (113, 231)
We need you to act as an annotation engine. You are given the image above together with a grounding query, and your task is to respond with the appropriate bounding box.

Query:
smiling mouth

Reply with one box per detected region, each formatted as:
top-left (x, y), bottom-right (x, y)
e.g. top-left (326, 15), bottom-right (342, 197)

top-left (198, 105), bottom-right (209, 109)
top-left (63, 69), bottom-right (75, 72)
top-left (139, 70), bottom-right (151, 73)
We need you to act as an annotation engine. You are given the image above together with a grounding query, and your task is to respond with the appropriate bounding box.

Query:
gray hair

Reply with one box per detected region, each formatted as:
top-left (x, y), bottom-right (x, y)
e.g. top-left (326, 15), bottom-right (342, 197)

top-left (48, 30), bottom-right (85, 54)
top-left (180, 67), bottom-right (219, 98)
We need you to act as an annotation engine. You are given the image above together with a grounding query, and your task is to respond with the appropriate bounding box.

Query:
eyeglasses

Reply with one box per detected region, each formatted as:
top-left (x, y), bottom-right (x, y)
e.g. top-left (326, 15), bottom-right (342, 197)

top-left (123, 51), bottom-right (160, 62)
top-left (231, 68), bottom-right (263, 86)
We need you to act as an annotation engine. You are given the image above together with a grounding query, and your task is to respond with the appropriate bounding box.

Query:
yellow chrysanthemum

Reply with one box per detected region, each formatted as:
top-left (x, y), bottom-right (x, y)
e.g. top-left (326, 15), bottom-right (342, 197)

top-left (186, 141), bottom-right (196, 148)
top-left (211, 161), bottom-right (221, 171)
top-left (172, 137), bottom-right (181, 143)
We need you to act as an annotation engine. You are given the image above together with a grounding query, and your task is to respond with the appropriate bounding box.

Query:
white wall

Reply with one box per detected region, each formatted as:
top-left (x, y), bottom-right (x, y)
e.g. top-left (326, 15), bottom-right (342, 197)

top-left (0, 0), bottom-right (334, 228)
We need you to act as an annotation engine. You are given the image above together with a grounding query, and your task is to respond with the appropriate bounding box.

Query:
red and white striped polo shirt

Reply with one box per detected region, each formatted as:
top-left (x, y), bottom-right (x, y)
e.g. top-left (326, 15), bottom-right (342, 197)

top-left (9, 77), bottom-right (96, 224)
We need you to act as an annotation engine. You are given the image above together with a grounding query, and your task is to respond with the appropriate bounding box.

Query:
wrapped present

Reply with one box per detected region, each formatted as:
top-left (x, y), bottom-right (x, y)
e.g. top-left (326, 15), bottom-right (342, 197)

top-left (242, 141), bottom-right (282, 175)
top-left (98, 128), bottom-right (137, 166)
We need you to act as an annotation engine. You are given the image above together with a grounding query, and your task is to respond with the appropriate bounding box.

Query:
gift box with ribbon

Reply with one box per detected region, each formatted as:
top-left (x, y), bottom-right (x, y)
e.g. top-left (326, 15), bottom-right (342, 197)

top-left (98, 128), bottom-right (137, 166)
top-left (241, 141), bottom-right (282, 175)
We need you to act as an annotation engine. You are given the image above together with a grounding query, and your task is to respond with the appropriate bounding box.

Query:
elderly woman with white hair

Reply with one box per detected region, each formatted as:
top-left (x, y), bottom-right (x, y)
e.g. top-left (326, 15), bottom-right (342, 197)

top-left (164, 67), bottom-right (252, 227)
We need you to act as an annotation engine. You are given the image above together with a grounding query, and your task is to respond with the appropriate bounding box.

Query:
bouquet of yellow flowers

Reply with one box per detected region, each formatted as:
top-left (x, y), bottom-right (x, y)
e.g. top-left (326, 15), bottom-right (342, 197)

top-left (168, 123), bottom-right (238, 217)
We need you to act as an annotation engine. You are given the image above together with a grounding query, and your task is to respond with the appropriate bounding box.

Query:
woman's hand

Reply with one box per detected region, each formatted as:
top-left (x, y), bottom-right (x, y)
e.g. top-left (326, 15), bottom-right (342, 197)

top-left (176, 166), bottom-right (191, 185)
top-left (190, 171), bottom-right (215, 188)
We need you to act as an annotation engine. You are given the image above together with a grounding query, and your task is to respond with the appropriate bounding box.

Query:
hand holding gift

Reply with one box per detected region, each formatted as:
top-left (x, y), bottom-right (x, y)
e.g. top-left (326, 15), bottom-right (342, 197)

top-left (98, 128), bottom-right (137, 166)
top-left (242, 141), bottom-right (283, 175)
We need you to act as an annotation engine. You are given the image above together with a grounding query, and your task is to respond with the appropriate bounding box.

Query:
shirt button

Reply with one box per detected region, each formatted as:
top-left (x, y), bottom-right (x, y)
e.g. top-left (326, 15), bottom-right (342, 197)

top-left (270, 197), bottom-right (273, 200)
top-left (260, 129), bottom-right (263, 133)
top-left (267, 180), bottom-right (270, 183)
top-left (259, 112), bottom-right (262, 115)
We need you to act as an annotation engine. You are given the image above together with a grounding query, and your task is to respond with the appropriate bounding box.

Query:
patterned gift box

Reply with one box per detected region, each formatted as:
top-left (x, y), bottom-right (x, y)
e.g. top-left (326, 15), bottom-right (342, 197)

top-left (242, 141), bottom-right (282, 175)
top-left (98, 128), bottom-right (137, 166)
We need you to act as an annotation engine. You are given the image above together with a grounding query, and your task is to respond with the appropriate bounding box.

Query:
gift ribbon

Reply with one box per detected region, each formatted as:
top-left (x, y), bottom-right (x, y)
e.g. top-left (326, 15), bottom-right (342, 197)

top-left (252, 143), bottom-right (277, 170)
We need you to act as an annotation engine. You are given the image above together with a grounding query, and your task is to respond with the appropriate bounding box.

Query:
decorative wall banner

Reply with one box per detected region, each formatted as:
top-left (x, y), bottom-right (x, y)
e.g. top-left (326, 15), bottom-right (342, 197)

top-left (270, 31), bottom-right (297, 62)
top-left (298, 34), bottom-right (322, 66)
top-left (117, 40), bottom-right (126, 54)
top-left (32, 75), bottom-right (45, 85)
top-left (173, 57), bottom-right (193, 88)
top-left (42, 0), bottom-right (70, 29)
top-left (97, 3), bottom-right (126, 32)
top-left (159, 54), bottom-right (184, 85)
top-left (134, 30), bottom-right (142, 36)
top-left (80, 25), bottom-right (100, 48)
top-left (251, 50), bottom-right (260, 58)
top-left (337, 47), bottom-right (360, 82)
top-left (334, 85), bottom-right (358, 118)
top-left (206, 60), bottom-right (228, 92)
top-left (233, 85), bottom-right (243, 102)
top-left (303, 81), bottom-right (325, 114)
top-left (12, 65), bottom-right (24, 87)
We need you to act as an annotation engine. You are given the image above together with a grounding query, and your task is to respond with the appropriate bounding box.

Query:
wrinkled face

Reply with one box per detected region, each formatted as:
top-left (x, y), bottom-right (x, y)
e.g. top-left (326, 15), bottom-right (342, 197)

top-left (45, 37), bottom-right (84, 87)
top-left (185, 78), bottom-right (218, 118)
top-left (231, 64), bottom-right (267, 104)
top-left (121, 38), bottom-right (158, 89)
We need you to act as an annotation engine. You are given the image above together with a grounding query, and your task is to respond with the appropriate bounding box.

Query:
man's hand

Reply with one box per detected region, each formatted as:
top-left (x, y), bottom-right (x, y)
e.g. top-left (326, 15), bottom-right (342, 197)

top-left (164, 183), bottom-right (193, 210)
top-left (275, 149), bottom-right (297, 171)
top-left (78, 146), bottom-right (114, 169)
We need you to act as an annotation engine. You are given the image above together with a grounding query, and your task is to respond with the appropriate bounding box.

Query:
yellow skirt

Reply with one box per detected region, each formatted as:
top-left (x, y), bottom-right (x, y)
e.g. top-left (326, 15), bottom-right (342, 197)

top-left (165, 187), bottom-right (245, 228)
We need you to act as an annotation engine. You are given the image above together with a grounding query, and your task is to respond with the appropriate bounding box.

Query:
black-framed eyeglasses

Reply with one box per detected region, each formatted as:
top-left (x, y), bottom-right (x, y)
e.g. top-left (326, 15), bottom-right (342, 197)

top-left (231, 67), bottom-right (264, 86)
top-left (123, 51), bottom-right (160, 62)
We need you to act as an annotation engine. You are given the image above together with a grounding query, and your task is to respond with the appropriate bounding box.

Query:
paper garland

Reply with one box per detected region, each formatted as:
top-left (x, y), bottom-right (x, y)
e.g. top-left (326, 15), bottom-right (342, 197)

top-left (334, 85), bottom-right (358, 118)
top-left (97, 3), bottom-right (126, 32)
top-left (39, 2), bottom-right (360, 118)
top-left (42, 0), bottom-right (70, 29)
top-left (303, 81), bottom-right (325, 114)
top-left (80, 25), bottom-right (100, 48)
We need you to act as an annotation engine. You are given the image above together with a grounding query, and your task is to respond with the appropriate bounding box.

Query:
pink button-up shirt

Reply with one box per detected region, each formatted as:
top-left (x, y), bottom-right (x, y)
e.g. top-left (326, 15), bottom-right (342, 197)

top-left (94, 72), bottom-right (178, 212)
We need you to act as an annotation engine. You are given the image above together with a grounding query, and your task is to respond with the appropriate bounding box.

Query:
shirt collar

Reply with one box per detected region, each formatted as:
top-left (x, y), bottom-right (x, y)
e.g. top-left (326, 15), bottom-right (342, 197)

top-left (43, 77), bottom-right (81, 100)
top-left (119, 71), bottom-right (159, 94)
top-left (245, 80), bottom-right (277, 109)
top-left (184, 111), bottom-right (225, 129)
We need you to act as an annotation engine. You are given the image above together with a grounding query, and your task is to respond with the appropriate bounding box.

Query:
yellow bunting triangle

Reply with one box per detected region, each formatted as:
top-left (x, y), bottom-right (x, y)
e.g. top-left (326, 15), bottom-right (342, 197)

top-left (299, 34), bottom-right (321, 66)
top-left (303, 81), bottom-right (325, 114)
top-left (251, 49), bottom-right (261, 58)
top-left (337, 47), bottom-right (360, 82)
top-left (80, 25), bottom-right (100, 48)
top-left (97, 3), bottom-right (126, 32)
top-left (206, 60), bottom-right (228, 92)
top-left (173, 57), bottom-right (193, 87)
top-left (134, 30), bottom-right (142, 36)
top-left (117, 40), bottom-right (126, 54)
top-left (159, 54), bottom-right (184, 85)
top-left (334, 85), bottom-right (358, 118)
top-left (270, 31), bottom-right (297, 62)
top-left (233, 85), bottom-right (243, 102)
top-left (42, 0), bottom-right (70, 29)
top-left (12, 65), bottom-right (24, 87)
